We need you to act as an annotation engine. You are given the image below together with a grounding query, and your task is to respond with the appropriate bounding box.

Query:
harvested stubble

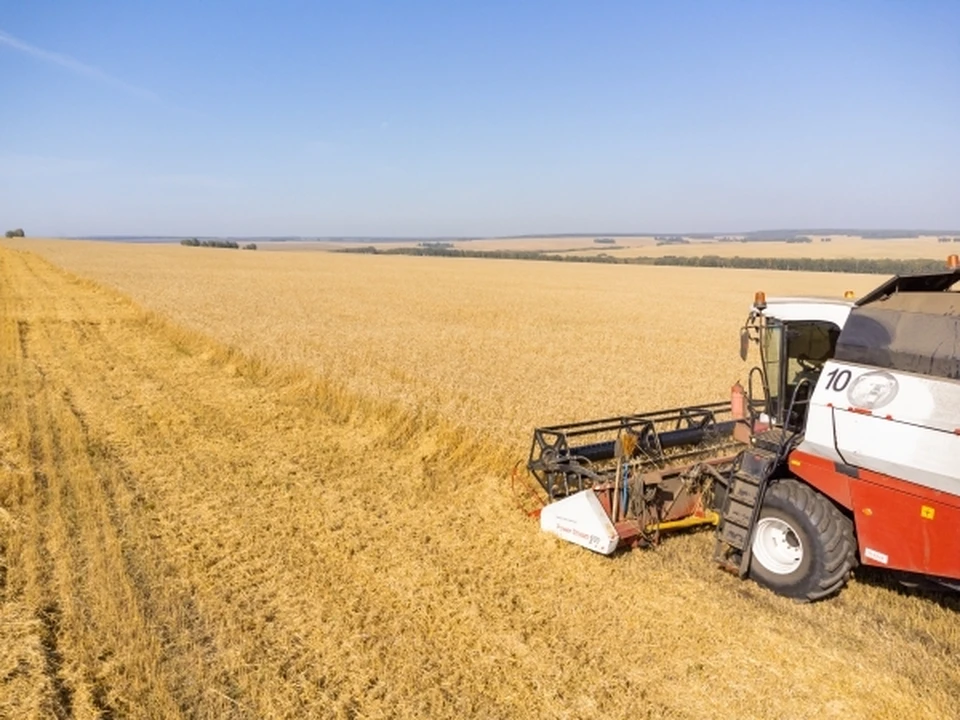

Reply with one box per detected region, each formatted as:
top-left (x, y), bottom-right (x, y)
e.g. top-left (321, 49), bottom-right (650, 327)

top-left (0, 240), bottom-right (958, 719)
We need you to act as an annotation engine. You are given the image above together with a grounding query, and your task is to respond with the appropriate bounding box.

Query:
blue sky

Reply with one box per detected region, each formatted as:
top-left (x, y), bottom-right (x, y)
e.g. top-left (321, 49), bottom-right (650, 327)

top-left (1, 1), bottom-right (958, 237)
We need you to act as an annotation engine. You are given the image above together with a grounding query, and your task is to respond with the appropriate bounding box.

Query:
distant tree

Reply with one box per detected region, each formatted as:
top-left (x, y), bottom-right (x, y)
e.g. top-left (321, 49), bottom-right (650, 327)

top-left (181, 238), bottom-right (240, 249)
top-left (242, 243), bottom-right (257, 250)
top-left (5, 228), bottom-right (24, 238)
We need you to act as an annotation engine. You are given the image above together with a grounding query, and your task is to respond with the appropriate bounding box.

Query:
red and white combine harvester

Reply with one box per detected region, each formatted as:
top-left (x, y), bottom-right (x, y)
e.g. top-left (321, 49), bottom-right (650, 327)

top-left (527, 255), bottom-right (960, 601)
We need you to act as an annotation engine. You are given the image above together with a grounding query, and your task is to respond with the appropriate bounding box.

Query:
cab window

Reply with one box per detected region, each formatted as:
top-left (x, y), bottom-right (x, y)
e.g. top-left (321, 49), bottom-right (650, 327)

top-left (783, 321), bottom-right (841, 427)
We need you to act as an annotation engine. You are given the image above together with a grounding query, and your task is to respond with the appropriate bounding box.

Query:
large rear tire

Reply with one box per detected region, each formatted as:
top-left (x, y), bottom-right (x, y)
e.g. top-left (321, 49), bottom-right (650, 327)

top-left (749, 479), bottom-right (857, 602)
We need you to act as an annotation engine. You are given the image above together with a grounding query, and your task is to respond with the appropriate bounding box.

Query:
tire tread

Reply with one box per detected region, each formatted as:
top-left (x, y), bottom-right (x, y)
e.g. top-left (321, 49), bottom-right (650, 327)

top-left (752, 478), bottom-right (857, 602)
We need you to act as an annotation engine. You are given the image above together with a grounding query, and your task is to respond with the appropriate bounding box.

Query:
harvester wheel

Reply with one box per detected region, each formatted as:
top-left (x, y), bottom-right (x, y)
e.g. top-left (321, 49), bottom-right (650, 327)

top-left (749, 479), bottom-right (857, 602)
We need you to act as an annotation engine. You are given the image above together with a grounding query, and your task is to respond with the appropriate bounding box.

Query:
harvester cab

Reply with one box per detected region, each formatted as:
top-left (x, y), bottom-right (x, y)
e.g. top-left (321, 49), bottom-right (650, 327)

top-left (528, 256), bottom-right (960, 602)
top-left (739, 293), bottom-right (853, 434)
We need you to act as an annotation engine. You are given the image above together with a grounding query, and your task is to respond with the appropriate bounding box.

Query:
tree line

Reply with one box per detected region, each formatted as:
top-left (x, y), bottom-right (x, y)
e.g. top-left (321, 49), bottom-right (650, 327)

top-left (180, 238), bottom-right (257, 250)
top-left (336, 245), bottom-right (949, 275)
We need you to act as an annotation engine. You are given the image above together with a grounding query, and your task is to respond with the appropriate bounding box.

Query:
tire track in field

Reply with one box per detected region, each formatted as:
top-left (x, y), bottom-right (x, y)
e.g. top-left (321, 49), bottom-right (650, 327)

top-left (43, 262), bottom-right (247, 717)
top-left (56, 381), bottom-right (241, 719)
top-left (0, 253), bottom-right (54, 720)
top-left (3, 253), bottom-right (184, 716)
top-left (11, 262), bottom-right (83, 720)
top-left (2, 250), bottom-right (231, 717)
top-left (13, 314), bottom-right (76, 720)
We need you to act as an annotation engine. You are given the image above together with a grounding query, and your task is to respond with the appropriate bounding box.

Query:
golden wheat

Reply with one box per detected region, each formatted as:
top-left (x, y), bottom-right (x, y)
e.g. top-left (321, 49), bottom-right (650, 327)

top-left (0, 240), bottom-right (957, 719)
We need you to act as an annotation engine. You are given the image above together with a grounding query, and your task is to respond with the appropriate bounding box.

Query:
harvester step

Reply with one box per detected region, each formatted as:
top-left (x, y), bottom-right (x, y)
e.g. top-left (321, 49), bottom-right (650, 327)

top-left (719, 520), bottom-right (749, 550)
top-left (724, 500), bottom-right (753, 526)
top-left (732, 469), bottom-right (761, 485)
top-left (739, 448), bottom-right (778, 478)
top-left (730, 477), bottom-right (761, 505)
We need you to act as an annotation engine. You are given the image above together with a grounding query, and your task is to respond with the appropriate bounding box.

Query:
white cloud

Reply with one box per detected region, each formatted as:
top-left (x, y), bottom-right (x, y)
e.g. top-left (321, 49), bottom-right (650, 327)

top-left (0, 28), bottom-right (161, 104)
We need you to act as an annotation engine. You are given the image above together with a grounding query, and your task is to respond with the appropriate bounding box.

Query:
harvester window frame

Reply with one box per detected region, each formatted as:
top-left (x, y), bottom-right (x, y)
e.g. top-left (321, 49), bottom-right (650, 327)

top-left (782, 321), bottom-right (841, 428)
top-left (760, 319), bottom-right (841, 429)
top-left (759, 320), bottom-right (784, 426)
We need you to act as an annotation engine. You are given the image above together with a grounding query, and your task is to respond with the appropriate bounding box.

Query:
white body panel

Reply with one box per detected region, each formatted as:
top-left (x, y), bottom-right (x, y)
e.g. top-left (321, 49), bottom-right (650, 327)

top-left (761, 297), bottom-right (854, 328)
top-left (540, 491), bottom-right (619, 554)
top-left (801, 360), bottom-right (960, 496)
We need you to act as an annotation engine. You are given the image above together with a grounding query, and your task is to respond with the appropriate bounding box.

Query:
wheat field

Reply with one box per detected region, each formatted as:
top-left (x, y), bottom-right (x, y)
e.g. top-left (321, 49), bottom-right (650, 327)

top-left (1, 240), bottom-right (958, 719)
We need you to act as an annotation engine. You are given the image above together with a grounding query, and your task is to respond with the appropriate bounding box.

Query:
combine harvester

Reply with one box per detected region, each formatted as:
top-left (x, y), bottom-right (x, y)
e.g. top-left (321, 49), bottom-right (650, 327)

top-left (527, 256), bottom-right (960, 601)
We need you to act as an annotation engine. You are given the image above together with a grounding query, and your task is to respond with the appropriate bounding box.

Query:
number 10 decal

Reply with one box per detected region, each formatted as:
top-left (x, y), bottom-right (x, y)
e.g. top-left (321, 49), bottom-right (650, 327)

top-left (824, 368), bottom-right (852, 392)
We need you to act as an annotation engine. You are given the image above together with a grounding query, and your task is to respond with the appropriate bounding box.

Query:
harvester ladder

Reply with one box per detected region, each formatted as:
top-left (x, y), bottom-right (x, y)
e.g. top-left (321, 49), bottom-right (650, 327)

top-left (713, 441), bottom-right (780, 576)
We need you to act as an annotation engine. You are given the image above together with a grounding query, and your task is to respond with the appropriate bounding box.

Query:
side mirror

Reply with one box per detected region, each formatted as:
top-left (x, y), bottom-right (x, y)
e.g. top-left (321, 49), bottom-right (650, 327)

top-left (739, 327), bottom-right (750, 361)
